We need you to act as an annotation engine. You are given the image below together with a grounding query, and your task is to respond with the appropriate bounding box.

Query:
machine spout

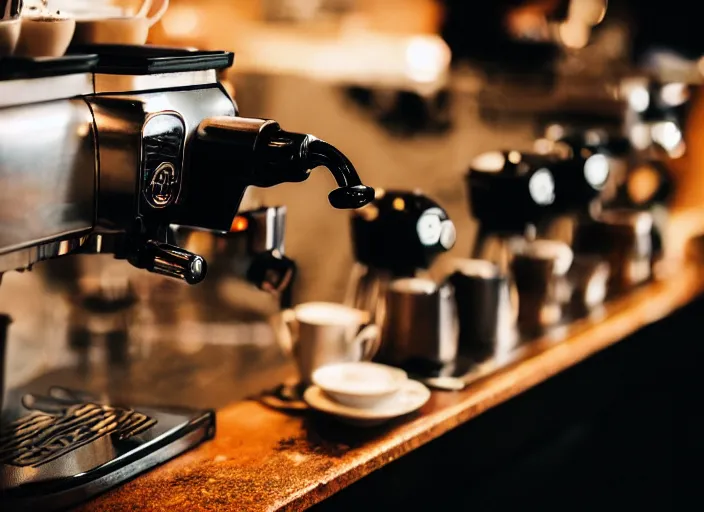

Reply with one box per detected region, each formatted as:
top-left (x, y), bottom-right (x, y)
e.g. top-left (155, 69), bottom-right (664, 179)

top-left (184, 117), bottom-right (375, 231)
top-left (304, 138), bottom-right (375, 209)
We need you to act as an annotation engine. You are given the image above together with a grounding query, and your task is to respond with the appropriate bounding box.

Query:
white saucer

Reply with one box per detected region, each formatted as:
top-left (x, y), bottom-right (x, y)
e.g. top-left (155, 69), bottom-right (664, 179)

top-left (303, 379), bottom-right (431, 427)
top-left (312, 362), bottom-right (408, 409)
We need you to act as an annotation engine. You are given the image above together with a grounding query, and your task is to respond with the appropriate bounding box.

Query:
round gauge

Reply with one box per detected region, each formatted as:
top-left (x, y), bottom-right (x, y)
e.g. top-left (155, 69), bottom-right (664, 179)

top-left (528, 168), bottom-right (556, 205)
top-left (417, 209), bottom-right (444, 246)
top-left (583, 154), bottom-right (610, 189)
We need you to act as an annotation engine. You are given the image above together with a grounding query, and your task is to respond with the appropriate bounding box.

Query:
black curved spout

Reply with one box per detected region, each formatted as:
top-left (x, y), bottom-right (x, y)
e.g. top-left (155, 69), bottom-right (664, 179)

top-left (304, 138), bottom-right (375, 209)
top-left (255, 126), bottom-right (374, 209)
top-left (184, 116), bottom-right (375, 231)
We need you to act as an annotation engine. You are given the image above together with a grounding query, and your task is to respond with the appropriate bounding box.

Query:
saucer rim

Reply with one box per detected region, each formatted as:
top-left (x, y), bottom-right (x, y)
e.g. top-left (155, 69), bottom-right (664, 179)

top-left (311, 362), bottom-right (408, 398)
top-left (303, 380), bottom-right (430, 420)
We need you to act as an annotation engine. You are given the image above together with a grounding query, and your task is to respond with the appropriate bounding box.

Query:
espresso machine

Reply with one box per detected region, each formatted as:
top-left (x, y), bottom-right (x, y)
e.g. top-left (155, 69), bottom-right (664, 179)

top-left (343, 189), bottom-right (456, 323)
top-left (466, 149), bottom-right (587, 334)
top-left (468, 150), bottom-right (560, 268)
top-left (0, 45), bottom-right (373, 510)
top-left (172, 197), bottom-right (296, 308)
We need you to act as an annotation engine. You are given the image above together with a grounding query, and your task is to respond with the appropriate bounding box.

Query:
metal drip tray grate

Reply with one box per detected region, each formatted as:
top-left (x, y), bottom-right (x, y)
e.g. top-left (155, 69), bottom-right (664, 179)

top-left (1, 387), bottom-right (215, 511)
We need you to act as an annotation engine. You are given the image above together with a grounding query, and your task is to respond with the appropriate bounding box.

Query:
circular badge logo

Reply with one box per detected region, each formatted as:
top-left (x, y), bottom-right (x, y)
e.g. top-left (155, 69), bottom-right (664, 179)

top-left (146, 162), bottom-right (176, 208)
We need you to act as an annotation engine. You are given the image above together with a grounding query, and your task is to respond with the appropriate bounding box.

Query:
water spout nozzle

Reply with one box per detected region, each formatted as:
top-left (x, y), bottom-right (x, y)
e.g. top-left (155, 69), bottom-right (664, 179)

top-left (187, 117), bottom-right (375, 232)
top-left (305, 138), bottom-right (375, 209)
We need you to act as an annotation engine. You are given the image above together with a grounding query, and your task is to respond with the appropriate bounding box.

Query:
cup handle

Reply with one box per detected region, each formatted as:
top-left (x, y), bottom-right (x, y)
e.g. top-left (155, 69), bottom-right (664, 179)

top-left (509, 282), bottom-right (519, 324)
top-left (277, 308), bottom-right (298, 356)
top-left (136, 0), bottom-right (153, 17)
top-left (146, 0), bottom-right (169, 27)
top-left (352, 324), bottom-right (380, 361)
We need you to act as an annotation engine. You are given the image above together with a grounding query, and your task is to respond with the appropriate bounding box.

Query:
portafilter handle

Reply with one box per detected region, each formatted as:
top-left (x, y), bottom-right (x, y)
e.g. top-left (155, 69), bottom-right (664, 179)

top-left (128, 241), bottom-right (207, 285)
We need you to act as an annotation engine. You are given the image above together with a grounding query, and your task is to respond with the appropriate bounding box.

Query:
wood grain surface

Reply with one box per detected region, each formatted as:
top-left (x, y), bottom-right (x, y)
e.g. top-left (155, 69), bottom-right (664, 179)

top-left (79, 259), bottom-right (704, 512)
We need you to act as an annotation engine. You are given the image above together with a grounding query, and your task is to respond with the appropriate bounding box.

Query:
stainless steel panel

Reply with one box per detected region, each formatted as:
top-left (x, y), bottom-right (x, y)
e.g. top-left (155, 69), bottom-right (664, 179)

top-left (93, 70), bottom-right (218, 94)
top-left (85, 85), bottom-right (236, 230)
top-left (0, 99), bottom-right (96, 273)
top-left (0, 74), bottom-right (94, 108)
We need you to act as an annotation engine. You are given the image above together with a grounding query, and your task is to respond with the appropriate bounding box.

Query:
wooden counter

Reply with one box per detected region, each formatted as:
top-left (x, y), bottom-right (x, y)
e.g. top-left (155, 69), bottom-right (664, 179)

top-left (79, 261), bottom-right (704, 512)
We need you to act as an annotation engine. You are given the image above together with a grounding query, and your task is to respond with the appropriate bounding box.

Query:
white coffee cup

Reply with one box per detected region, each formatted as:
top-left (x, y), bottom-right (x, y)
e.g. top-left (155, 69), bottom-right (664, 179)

top-left (0, 19), bottom-right (20, 56)
top-left (281, 302), bottom-right (380, 385)
top-left (71, 0), bottom-right (168, 45)
top-left (14, 15), bottom-right (76, 58)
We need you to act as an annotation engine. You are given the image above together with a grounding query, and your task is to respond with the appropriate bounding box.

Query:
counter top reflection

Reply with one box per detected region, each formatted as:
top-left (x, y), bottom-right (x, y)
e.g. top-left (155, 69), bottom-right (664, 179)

top-left (77, 254), bottom-right (704, 512)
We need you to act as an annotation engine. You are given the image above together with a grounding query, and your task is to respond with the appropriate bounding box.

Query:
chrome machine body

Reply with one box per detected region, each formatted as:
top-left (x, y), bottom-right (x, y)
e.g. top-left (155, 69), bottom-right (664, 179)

top-left (0, 46), bottom-right (373, 511)
top-left (0, 47), bottom-right (373, 285)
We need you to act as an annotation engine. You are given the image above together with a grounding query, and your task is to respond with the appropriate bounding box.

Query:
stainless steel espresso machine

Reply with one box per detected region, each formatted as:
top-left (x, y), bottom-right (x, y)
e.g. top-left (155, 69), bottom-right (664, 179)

top-left (0, 45), bottom-right (373, 510)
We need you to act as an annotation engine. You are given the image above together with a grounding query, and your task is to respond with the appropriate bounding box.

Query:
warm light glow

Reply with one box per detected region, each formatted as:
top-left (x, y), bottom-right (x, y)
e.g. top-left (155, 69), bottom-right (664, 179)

top-left (627, 165), bottom-right (660, 205)
top-left (471, 151), bottom-right (506, 172)
top-left (584, 270), bottom-right (608, 307)
top-left (584, 154), bottom-right (609, 189)
top-left (568, 0), bottom-right (608, 26)
top-left (230, 216), bottom-right (249, 232)
top-left (161, 6), bottom-right (200, 38)
top-left (404, 36), bottom-right (450, 84)
top-left (524, 240), bottom-right (574, 276)
top-left (545, 124), bottom-right (565, 141)
top-left (392, 197), bottom-right (405, 211)
top-left (505, 7), bottom-right (550, 41)
top-left (651, 121), bottom-right (682, 152)
top-left (534, 138), bottom-right (554, 154)
top-left (660, 83), bottom-right (689, 107)
top-left (627, 86), bottom-right (650, 113)
top-left (585, 129), bottom-right (603, 146)
top-left (507, 151), bottom-right (522, 164)
top-left (665, 210), bottom-right (704, 263)
top-left (629, 123), bottom-right (652, 150)
top-left (669, 141), bottom-right (687, 159)
top-left (356, 203), bottom-right (379, 221)
top-left (558, 19), bottom-right (590, 49)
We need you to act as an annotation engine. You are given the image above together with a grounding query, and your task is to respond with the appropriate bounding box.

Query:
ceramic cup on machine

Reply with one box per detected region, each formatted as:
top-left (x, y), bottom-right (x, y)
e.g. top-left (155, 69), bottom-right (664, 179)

top-left (447, 259), bottom-right (517, 364)
top-left (345, 189), bottom-right (456, 326)
top-left (280, 302), bottom-right (380, 385)
top-left (70, 0), bottom-right (169, 45)
top-left (379, 277), bottom-right (458, 374)
top-left (0, 0), bottom-right (21, 57)
top-left (14, 7), bottom-right (76, 58)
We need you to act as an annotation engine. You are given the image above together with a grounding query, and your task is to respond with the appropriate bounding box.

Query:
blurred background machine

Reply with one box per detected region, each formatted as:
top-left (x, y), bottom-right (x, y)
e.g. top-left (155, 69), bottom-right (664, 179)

top-left (139, 0), bottom-right (704, 303)
top-left (3, 0), bottom-right (704, 433)
top-left (1, 1), bottom-right (704, 508)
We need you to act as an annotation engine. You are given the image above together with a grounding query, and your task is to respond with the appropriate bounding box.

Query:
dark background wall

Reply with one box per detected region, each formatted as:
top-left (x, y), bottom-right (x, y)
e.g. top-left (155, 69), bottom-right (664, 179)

top-left (441, 0), bottom-right (704, 63)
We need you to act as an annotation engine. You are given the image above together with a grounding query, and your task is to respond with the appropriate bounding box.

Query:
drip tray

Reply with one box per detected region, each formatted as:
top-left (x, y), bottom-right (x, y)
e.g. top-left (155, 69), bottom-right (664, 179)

top-left (1, 388), bottom-right (215, 511)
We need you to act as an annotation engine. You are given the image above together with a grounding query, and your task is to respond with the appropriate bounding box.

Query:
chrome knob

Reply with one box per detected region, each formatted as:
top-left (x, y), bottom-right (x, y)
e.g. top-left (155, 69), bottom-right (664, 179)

top-left (131, 241), bottom-right (208, 285)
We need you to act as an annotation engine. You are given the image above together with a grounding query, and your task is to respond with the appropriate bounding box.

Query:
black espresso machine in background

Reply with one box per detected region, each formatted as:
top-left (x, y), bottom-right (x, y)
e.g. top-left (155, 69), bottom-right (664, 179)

top-left (0, 45), bottom-right (373, 510)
